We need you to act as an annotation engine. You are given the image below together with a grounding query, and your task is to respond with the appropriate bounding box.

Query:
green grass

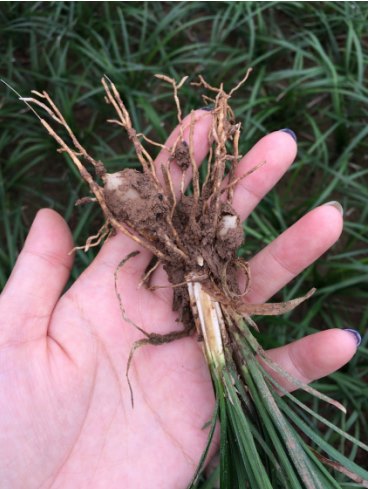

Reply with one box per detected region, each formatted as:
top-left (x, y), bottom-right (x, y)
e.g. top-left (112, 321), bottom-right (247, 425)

top-left (0, 1), bottom-right (367, 485)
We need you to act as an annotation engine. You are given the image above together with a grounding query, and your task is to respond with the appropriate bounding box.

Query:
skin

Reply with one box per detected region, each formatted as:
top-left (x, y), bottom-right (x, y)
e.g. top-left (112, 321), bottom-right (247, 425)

top-left (0, 111), bottom-right (358, 489)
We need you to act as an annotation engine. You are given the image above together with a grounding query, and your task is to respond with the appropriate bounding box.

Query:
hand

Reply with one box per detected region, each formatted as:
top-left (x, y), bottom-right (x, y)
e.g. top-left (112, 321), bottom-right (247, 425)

top-left (0, 112), bottom-right (359, 489)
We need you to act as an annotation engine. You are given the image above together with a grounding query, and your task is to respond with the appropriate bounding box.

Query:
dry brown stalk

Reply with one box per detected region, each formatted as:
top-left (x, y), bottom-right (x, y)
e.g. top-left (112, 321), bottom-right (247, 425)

top-left (155, 74), bottom-right (188, 136)
top-left (137, 259), bottom-right (160, 289)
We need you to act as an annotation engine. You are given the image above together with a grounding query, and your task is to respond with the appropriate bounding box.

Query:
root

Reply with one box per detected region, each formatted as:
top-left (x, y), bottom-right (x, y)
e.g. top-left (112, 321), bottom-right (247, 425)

top-left (150, 273), bottom-right (207, 291)
top-left (126, 326), bottom-right (192, 408)
top-left (228, 68), bottom-right (253, 97)
top-left (155, 74), bottom-right (188, 140)
top-left (23, 90), bottom-right (172, 261)
top-left (17, 70), bottom-right (361, 488)
top-left (114, 251), bottom-right (152, 338)
top-left (114, 251), bottom-right (194, 407)
top-left (136, 133), bottom-right (169, 152)
top-left (221, 160), bottom-right (266, 196)
top-left (75, 196), bottom-right (97, 206)
top-left (20, 70), bottom-right (320, 412)
top-left (220, 258), bottom-right (251, 300)
top-left (69, 223), bottom-right (111, 254)
top-left (102, 77), bottom-right (159, 184)
top-left (190, 72), bottom-right (253, 242)
top-left (188, 111), bottom-right (200, 225)
top-left (26, 90), bottom-right (107, 178)
top-left (161, 163), bottom-right (177, 218)
top-left (138, 258), bottom-right (160, 289)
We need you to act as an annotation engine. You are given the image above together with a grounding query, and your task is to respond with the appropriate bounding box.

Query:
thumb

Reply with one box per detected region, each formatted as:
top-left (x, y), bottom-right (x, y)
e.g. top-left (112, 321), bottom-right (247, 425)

top-left (0, 209), bottom-right (74, 343)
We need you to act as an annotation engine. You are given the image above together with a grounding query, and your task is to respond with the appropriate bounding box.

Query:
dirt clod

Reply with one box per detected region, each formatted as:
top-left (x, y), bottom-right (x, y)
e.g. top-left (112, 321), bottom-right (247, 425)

top-left (104, 169), bottom-right (169, 231)
top-left (170, 140), bottom-right (191, 171)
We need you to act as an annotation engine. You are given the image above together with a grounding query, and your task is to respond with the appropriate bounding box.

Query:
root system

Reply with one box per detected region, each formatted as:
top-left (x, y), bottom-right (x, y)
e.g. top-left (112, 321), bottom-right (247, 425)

top-left (20, 73), bottom-right (368, 489)
top-left (23, 71), bottom-right (313, 335)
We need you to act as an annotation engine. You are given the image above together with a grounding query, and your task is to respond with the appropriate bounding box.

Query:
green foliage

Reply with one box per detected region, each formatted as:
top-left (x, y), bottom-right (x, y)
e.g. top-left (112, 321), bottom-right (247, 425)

top-left (0, 1), bottom-right (367, 485)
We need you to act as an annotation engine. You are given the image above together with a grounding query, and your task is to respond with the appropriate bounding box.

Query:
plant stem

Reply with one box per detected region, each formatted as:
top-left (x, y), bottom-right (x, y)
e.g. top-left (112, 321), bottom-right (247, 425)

top-left (187, 282), bottom-right (225, 370)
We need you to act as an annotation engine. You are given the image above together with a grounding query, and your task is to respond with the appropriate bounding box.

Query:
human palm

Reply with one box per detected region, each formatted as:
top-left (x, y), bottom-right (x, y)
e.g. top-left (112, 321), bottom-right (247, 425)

top-left (0, 114), bottom-right (358, 489)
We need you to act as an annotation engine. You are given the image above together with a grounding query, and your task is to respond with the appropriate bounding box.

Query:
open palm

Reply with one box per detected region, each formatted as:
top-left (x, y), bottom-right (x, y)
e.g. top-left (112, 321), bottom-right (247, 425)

top-left (0, 113), bottom-right (358, 489)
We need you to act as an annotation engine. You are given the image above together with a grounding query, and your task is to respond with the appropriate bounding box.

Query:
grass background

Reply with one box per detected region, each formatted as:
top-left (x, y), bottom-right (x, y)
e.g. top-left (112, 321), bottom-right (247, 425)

top-left (0, 1), bottom-right (367, 485)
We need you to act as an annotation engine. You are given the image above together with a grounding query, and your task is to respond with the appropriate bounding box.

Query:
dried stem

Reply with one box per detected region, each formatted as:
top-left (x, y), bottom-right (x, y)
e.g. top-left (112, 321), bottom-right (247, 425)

top-left (25, 86), bottom-right (181, 262)
top-left (155, 74), bottom-right (188, 140)
top-left (136, 132), bottom-right (169, 152)
top-left (138, 259), bottom-right (160, 289)
top-left (161, 163), bottom-right (177, 217)
top-left (189, 111), bottom-right (200, 224)
top-left (102, 77), bottom-right (159, 184)
top-left (221, 160), bottom-right (267, 195)
top-left (188, 281), bottom-right (225, 369)
top-left (227, 123), bottom-right (241, 203)
top-left (69, 223), bottom-right (111, 254)
top-left (29, 91), bottom-right (106, 177)
top-left (229, 67), bottom-right (253, 97)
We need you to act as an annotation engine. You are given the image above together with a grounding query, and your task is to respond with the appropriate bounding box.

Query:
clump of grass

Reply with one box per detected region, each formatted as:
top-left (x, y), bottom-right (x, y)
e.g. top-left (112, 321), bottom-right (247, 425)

top-left (16, 72), bottom-right (368, 488)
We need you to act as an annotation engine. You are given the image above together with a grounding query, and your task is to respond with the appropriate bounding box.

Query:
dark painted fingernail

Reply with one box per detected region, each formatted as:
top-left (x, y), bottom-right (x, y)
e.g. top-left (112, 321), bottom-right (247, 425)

top-left (343, 329), bottom-right (362, 347)
top-left (199, 104), bottom-right (214, 112)
top-left (280, 128), bottom-right (297, 141)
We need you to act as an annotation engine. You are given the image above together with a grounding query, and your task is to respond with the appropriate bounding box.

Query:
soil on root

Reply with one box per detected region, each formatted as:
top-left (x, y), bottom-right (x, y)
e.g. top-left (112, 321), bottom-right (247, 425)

top-left (22, 70), bottom-right (311, 346)
top-left (103, 165), bottom-right (245, 330)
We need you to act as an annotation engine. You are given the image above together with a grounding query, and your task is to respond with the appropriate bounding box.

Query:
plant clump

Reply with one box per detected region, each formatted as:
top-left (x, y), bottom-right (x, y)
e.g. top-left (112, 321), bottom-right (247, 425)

top-left (24, 71), bottom-right (293, 330)
top-left (20, 73), bottom-right (368, 489)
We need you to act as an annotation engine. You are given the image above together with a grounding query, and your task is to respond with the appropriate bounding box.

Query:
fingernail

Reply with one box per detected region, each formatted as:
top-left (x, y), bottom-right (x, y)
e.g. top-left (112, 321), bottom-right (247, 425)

top-left (280, 128), bottom-right (297, 141)
top-left (324, 201), bottom-right (343, 215)
top-left (343, 329), bottom-right (362, 347)
top-left (199, 104), bottom-right (214, 112)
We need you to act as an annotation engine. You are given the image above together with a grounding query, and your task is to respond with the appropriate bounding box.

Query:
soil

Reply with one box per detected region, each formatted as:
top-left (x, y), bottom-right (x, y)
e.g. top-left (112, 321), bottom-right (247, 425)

top-left (103, 166), bottom-right (245, 329)
top-left (170, 140), bottom-right (191, 171)
top-left (104, 169), bottom-right (170, 230)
